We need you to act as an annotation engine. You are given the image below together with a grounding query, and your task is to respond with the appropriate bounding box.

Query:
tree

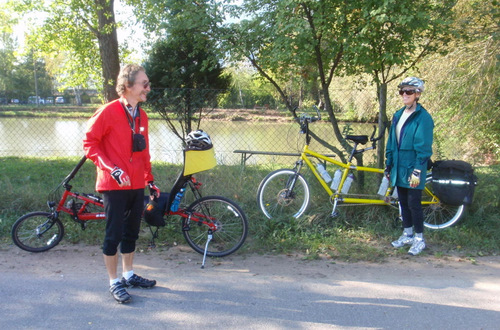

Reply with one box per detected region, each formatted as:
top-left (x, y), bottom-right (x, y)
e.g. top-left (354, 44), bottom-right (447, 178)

top-left (14, 0), bottom-right (120, 102)
top-left (219, 0), bottom-right (378, 164)
top-left (130, 0), bottom-right (231, 141)
top-left (0, 3), bottom-right (19, 100)
top-left (144, 36), bottom-right (231, 141)
top-left (421, 0), bottom-right (500, 164)
top-left (352, 0), bottom-right (456, 168)
top-left (216, 0), bottom-right (459, 169)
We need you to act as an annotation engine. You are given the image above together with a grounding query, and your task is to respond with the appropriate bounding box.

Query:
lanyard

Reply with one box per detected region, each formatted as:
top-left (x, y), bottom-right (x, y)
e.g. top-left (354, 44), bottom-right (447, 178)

top-left (119, 101), bottom-right (141, 133)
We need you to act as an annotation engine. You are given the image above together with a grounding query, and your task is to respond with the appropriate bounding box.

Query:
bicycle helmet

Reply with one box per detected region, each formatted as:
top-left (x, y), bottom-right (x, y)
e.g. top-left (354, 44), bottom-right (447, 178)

top-left (144, 195), bottom-right (167, 227)
top-left (185, 130), bottom-right (213, 150)
top-left (398, 77), bottom-right (425, 93)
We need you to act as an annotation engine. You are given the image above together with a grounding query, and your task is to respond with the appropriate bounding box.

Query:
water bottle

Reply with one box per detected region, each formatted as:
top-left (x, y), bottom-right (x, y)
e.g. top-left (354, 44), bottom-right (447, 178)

top-left (316, 163), bottom-right (332, 183)
top-left (330, 169), bottom-right (342, 190)
top-left (392, 187), bottom-right (398, 199)
top-left (170, 188), bottom-right (185, 212)
top-left (341, 173), bottom-right (354, 194)
top-left (377, 176), bottom-right (389, 196)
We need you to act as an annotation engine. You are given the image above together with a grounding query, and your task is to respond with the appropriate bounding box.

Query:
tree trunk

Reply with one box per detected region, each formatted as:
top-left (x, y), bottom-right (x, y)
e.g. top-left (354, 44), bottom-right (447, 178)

top-left (377, 83), bottom-right (389, 169)
top-left (96, 0), bottom-right (120, 102)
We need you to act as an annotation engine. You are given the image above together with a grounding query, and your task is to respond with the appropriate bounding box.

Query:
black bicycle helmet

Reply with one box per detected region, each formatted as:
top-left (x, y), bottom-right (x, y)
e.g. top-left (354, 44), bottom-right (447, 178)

top-left (185, 130), bottom-right (213, 150)
top-left (144, 196), bottom-right (166, 227)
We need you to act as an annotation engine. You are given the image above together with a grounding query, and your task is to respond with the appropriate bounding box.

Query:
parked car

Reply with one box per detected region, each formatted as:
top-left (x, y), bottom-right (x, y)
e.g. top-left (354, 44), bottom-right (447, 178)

top-left (10, 99), bottom-right (19, 104)
top-left (55, 96), bottom-right (65, 104)
top-left (45, 97), bottom-right (54, 104)
top-left (28, 96), bottom-right (45, 104)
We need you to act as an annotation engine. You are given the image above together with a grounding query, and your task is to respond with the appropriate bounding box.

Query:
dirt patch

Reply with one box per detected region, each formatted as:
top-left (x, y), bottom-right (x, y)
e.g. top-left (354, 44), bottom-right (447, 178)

top-left (204, 108), bottom-right (291, 122)
top-left (1, 242), bottom-right (497, 278)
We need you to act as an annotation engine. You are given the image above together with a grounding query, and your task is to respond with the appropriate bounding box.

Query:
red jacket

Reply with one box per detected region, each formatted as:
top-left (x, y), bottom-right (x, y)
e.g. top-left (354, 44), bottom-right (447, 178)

top-left (83, 99), bottom-right (154, 192)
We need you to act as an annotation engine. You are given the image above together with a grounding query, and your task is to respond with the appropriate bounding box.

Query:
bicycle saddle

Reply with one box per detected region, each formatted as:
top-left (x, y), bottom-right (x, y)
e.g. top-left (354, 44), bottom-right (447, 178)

top-left (346, 135), bottom-right (369, 145)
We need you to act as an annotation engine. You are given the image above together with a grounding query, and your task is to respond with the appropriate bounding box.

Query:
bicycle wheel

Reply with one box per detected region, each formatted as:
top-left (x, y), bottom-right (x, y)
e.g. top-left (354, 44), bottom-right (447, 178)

top-left (182, 196), bottom-right (248, 257)
top-left (422, 175), bottom-right (465, 229)
top-left (257, 169), bottom-right (310, 219)
top-left (11, 212), bottom-right (65, 252)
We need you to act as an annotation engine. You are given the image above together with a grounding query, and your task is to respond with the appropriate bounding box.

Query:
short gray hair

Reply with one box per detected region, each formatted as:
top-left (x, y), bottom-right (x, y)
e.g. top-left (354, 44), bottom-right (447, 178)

top-left (115, 64), bottom-right (145, 96)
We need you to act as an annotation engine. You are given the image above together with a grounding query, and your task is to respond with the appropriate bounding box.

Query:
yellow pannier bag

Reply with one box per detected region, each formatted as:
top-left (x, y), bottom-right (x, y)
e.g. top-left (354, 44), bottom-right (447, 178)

top-left (183, 147), bottom-right (217, 176)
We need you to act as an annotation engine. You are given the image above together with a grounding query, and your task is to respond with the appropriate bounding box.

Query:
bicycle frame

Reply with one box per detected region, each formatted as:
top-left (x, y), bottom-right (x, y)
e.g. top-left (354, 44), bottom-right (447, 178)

top-left (51, 167), bottom-right (217, 231)
top-left (296, 112), bottom-right (441, 215)
top-left (53, 189), bottom-right (105, 221)
top-left (302, 146), bottom-right (391, 205)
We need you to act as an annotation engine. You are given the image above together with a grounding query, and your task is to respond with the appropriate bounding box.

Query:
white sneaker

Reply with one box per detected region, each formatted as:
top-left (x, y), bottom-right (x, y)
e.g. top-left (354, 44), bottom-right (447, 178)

top-left (408, 237), bottom-right (426, 255)
top-left (391, 233), bottom-right (414, 248)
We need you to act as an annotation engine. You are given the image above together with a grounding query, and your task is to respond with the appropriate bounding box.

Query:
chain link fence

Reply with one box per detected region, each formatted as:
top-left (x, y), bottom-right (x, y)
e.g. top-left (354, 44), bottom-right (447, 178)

top-left (0, 88), bottom-right (497, 167)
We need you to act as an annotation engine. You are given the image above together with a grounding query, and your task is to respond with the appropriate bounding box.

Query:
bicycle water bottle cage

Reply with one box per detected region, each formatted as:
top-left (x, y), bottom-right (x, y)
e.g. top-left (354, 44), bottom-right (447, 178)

top-left (346, 135), bottom-right (369, 145)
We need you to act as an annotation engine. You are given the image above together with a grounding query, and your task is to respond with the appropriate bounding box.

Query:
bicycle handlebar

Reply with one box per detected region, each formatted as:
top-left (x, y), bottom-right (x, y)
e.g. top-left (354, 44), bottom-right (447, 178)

top-left (369, 124), bottom-right (386, 143)
top-left (62, 155), bottom-right (87, 186)
top-left (297, 107), bottom-right (386, 142)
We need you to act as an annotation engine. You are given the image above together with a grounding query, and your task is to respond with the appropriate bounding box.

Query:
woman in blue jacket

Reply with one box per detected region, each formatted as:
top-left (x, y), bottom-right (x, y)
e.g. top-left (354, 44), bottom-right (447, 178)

top-left (385, 77), bottom-right (434, 256)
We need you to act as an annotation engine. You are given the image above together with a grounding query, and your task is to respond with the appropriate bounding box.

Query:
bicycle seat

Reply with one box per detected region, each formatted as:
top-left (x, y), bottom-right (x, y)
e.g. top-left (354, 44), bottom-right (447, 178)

top-left (346, 135), bottom-right (369, 145)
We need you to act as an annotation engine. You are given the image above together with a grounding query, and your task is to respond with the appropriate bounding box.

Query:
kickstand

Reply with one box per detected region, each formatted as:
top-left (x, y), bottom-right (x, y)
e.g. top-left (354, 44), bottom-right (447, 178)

top-left (148, 225), bottom-right (159, 249)
top-left (201, 229), bottom-right (213, 269)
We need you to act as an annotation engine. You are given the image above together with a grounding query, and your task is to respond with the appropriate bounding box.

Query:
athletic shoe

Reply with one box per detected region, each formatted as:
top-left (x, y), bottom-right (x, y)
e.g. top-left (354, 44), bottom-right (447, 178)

top-left (391, 233), bottom-right (414, 248)
top-left (109, 282), bottom-right (132, 304)
top-left (408, 237), bottom-right (426, 256)
top-left (121, 274), bottom-right (156, 289)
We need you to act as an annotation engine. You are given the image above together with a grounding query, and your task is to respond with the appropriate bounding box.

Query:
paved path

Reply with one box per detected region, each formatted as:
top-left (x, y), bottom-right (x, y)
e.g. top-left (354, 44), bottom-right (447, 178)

top-left (1, 244), bottom-right (499, 329)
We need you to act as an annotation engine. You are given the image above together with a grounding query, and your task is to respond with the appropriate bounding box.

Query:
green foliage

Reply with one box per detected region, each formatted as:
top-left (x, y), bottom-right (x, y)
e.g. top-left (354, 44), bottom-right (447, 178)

top-left (142, 0), bottom-right (231, 140)
top-left (12, 0), bottom-right (121, 101)
top-left (421, 0), bottom-right (500, 164)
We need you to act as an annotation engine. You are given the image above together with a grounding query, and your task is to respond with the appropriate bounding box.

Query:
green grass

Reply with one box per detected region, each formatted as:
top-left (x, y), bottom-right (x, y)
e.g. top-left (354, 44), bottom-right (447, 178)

top-left (0, 105), bottom-right (167, 120)
top-left (1, 156), bottom-right (499, 261)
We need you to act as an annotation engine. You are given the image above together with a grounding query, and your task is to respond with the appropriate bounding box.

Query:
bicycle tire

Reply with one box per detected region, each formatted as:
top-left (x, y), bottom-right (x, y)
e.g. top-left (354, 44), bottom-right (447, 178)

top-left (257, 169), bottom-right (310, 219)
top-left (182, 196), bottom-right (248, 257)
top-left (422, 175), bottom-right (465, 229)
top-left (11, 212), bottom-right (65, 252)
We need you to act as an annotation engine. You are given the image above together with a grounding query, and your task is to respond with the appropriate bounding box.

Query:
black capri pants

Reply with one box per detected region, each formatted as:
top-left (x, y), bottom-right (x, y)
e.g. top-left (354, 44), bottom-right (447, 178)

top-left (397, 186), bottom-right (424, 234)
top-left (102, 189), bottom-right (144, 256)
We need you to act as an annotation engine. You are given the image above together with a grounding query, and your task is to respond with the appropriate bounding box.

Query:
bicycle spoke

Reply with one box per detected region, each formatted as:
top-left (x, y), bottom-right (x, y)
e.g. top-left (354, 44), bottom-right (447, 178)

top-left (182, 196), bottom-right (248, 257)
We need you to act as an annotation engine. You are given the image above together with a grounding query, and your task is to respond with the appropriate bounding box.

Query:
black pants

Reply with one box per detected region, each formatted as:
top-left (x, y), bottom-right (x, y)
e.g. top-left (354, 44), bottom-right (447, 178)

top-left (397, 186), bottom-right (424, 234)
top-left (102, 189), bottom-right (144, 256)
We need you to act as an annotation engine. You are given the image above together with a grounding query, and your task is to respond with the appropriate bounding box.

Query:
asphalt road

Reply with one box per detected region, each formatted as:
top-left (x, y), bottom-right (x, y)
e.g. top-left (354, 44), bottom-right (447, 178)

top-left (1, 244), bottom-right (499, 329)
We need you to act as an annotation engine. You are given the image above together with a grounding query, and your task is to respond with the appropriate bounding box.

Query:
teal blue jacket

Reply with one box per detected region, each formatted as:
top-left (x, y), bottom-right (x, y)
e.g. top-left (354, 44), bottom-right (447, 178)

top-left (385, 103), bottom-right (434, 190)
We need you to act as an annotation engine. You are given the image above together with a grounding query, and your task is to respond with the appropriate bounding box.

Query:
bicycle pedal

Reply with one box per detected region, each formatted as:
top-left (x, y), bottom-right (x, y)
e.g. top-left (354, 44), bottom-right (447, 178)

top-left (182, 225), bottom-right (190, 231)
top-left (330, 211), bottom-right (339, 218)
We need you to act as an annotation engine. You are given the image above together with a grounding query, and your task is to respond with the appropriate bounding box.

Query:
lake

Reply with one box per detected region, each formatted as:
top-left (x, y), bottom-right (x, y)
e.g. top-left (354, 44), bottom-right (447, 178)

top-left (0, 117), bottom-right (379, 165)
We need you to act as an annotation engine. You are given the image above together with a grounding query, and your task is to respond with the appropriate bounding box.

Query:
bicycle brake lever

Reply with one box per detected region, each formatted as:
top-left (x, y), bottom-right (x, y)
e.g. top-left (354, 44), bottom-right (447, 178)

top-left (369, 125), bottom-right (377, 141)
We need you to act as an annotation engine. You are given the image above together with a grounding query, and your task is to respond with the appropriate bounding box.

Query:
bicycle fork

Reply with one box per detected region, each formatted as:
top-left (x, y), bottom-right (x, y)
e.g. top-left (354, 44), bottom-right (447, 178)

top-left (286, 161), bottom-right (305, 197)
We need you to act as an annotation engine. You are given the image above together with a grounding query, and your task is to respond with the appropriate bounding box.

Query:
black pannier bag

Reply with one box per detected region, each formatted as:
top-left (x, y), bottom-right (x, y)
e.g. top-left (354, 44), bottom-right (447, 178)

top-left (431, 160), bottom-right (478, 206)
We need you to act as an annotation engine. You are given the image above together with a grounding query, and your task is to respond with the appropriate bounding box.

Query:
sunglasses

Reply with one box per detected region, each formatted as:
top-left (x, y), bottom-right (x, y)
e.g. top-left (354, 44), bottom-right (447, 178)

top-left (135, 81), bottom-right (151, 89)
top-left (399, 89), bottom-right (416, 95)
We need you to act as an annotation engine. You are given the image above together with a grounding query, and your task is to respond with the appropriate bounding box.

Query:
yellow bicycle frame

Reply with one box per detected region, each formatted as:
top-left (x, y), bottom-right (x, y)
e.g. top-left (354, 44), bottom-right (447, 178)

top-left (301, 145), bottom-right (439, 207)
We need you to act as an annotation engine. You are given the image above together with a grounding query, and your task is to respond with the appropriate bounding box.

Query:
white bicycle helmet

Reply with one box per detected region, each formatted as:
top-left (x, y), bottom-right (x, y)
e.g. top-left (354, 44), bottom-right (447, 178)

top-left (398, 77), bottom-right (425, 93)
top-left (185, 130), bottom-right (213, 150)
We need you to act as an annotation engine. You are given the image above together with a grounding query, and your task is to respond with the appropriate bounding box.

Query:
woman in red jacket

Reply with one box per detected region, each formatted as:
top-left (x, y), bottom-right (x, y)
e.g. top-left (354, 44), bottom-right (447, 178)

top-left (84, 64), bottom-right (160, 304)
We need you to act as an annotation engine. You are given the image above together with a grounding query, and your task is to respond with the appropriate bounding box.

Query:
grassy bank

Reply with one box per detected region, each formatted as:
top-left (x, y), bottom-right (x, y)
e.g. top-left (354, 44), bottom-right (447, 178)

top-left (1, 157), bottom-right (498, 261)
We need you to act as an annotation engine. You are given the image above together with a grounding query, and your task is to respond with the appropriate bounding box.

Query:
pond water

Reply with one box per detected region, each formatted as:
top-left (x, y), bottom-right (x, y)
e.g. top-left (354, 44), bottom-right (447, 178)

top-left (0, 117), bottom-right (379, 165)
